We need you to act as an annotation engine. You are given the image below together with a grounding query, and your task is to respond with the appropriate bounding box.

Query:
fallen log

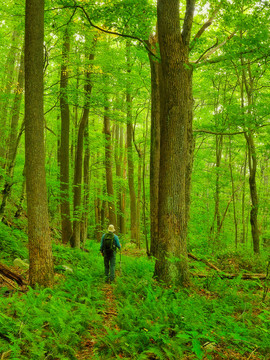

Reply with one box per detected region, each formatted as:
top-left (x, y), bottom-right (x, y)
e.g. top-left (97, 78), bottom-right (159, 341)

top-left (191, 272), bottom-right (267, 280)
top-left (0, 262), bottom-right (25, 286)
top-left (188, 253), bottom-right (267, 280)
top-left (188, 253), bottom-right (222, 272)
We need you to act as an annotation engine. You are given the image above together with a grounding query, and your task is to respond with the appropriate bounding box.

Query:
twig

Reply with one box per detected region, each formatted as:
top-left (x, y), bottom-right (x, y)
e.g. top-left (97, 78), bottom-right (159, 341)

top-left (247, 347), bottom-right (258, 360)
top-left (98, 310), bottom-right (117, 316)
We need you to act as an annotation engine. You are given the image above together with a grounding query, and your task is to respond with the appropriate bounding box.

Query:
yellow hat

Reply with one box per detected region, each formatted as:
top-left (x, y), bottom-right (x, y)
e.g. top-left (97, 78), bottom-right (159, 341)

top-left (108, 224), bottom-right (115, 232)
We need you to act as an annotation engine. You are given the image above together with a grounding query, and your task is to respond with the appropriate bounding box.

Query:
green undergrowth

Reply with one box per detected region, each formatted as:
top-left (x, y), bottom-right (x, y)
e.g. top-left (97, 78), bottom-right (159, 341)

top-left (0, 222), bottom-right (28, 263)
top-left (1, 226), bottom-right (269, 360)
top-left (0, 240), bottom-right (105, 360)
top-left (95, 253), bottom-right (270, 360)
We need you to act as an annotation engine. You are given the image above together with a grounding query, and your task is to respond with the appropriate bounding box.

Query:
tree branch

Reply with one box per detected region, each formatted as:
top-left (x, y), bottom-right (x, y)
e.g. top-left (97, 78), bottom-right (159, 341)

top-left (52, 5), bottom-right (159, 60)
top-left (195, 39), bottom-right (218, 64)
top-left (195, 31), bottom-right (236, 63)
top-left (193, 123), bottom-right (270, 136)
top-left (195, 48), bottom-right (270, 67)
top-left (190, 6), bottom-right (220, 51)
top-left (182, 0), bottom-right (196, 46)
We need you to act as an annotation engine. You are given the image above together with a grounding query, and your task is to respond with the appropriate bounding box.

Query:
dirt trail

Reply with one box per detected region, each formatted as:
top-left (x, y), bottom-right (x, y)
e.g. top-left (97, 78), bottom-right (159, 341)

top-left (76, 282), bottom-right (118, 359)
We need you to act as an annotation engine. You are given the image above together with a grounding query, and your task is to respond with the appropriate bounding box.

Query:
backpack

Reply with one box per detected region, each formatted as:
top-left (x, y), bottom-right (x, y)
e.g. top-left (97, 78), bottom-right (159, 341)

top-left (103, 232), bottom-right (115, 255)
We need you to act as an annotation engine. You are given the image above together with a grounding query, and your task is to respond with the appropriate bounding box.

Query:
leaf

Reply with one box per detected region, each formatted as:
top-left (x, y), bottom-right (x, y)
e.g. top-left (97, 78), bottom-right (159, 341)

top-left (192, 338), bottom-right (204, 360)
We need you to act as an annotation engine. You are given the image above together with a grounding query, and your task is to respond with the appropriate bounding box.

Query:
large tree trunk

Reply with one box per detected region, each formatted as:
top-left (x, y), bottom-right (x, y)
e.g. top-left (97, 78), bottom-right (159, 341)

top-left (71, 52), bottom-right (94, 248)
top-left (25, 0), bottom-right (54, 287)
top-left (148, 34), bottom-right (161, 258)
top-left (126, 92), bottom-right (137, 242)
top-left (143, 110), bottom-right (150, 255)
top-left (154, 0), bottom-right (195, 286)
top-left (59, 30), bottom-right (72, 244)
top-left (126, 42), bottom-right (137, 241)
top-left (104, 104), bottom-right (117, 226)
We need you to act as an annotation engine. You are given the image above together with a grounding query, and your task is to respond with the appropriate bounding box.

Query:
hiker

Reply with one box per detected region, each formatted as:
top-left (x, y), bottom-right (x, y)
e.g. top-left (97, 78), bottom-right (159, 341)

top-left (100, 224), bottom-right (121, 283)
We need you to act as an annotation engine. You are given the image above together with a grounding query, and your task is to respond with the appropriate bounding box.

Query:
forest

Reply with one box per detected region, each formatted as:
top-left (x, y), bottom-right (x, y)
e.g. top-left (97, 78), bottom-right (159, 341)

top-left (0, 0), bottom-right (270, 359)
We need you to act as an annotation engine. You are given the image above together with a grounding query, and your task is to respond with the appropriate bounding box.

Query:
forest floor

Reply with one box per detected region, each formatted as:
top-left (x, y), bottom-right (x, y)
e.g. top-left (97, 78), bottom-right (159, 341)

top-left (74, 247), bottom-right (267, 360)
top-left (1, 240), bottom-right (269, 360)
top-left (75, 283), bottom-right (116, 359)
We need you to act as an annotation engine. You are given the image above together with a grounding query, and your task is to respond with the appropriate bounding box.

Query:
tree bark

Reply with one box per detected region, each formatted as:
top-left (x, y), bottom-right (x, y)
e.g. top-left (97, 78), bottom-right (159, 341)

top-left (15, 165), bottom-right (26, 219)
top-left (81, 119), bottom-right (90, 246)
top-left (148, 34), bottom-right (161, 258)
top-left (126, 42), bottom-right (137, 241)
top-left (59, 29), bottom-right (72, 244)
top-left (229, 138), bottom-right (238, 249)
top-left (136, 155), bottom-right (142, 248)
top-left (0, 262), bottom-right (24, 286)
top-left (114, 123), bottom-right (126, 234)
top-left (71, 52), bottom-right (94, 248)
top-left (192, 272), bottom-right (267, 280)
top-left (241, 146), bottom-right (247, 244)
top-left (154, 0), bottom-right (194, 286)
top-left (210, 135), bottom-right (223, 243)
top-left (143, 111), bottom-right (150, 256)
top-left (241, 61), bottom-right (260, 254)
top-left (245, 132), bottom-right (260, 254)
top-left (25, 0), bottom-right (54, 287)
top-left (104, 104), bottom-right (117, 226)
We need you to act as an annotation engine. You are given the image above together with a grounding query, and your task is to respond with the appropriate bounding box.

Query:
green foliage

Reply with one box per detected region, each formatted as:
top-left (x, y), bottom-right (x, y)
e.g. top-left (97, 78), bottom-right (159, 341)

top-left (0, 222), bottom-right (28, 262)
top-left (0, 240), bottom-right (105, 359)
top-left (0, 231), bottom-right (269, 359)
top-left (0, 287), bottom-right (101, 359)
top-left (94, 254), bottom-right (270, 359)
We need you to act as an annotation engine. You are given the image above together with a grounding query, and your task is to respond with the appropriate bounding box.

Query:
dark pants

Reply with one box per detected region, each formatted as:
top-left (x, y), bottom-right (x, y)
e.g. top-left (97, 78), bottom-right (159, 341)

top-left (104, 251), bottom-right (116, 282)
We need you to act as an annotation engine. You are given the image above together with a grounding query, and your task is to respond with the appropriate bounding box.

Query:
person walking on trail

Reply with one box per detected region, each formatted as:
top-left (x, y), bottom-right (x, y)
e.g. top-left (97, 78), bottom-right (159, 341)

top-left (100, 224), bottom-right (121, 283)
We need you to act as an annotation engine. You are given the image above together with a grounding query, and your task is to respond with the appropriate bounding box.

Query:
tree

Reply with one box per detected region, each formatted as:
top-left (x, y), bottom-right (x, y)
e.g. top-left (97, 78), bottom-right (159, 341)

top-left (59, 29), bottom-right (72, 245)
top-left (25, 0), bottom-right (54, 287)
top-left (0, 31), bottom-right (20, 166)
top-left (154, 0), bottom-right (195, 286)
top-left (126, 41), bottom-right (137, 242)
top-left (0, 50), bottom-right (24, 217)
top-left (148, 33), bottom-right (160, 257)
top-left (114, 121), bottom-right (126, 234)
top-left (71, 50), bottom-right (94, 248)
top-left (103, 101), bottom-right (117, 226)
